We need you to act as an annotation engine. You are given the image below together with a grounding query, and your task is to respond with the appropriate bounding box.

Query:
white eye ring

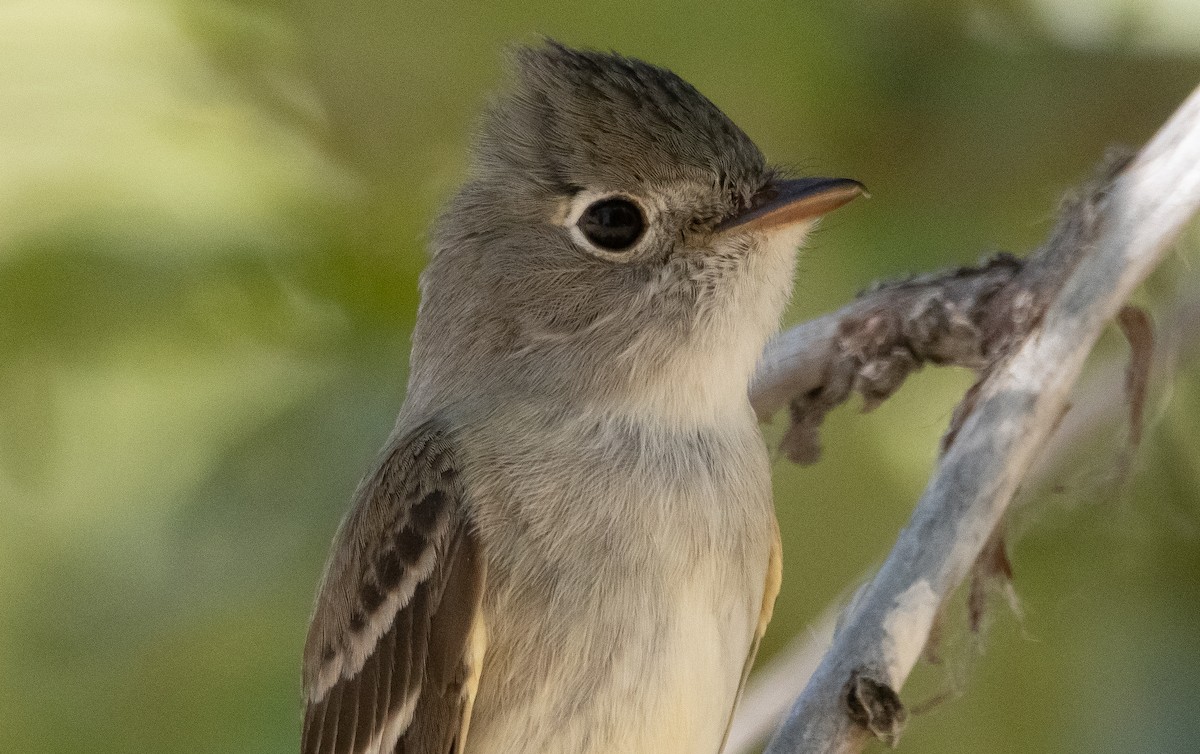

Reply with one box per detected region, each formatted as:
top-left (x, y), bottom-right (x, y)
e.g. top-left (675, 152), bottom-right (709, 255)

top-left (563, 190), bottom-right (654, 260)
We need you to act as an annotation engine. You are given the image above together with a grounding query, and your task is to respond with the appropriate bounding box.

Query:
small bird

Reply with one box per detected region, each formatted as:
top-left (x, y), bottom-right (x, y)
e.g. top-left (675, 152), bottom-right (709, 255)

top-left (301, 41), bottom-right (863, 754)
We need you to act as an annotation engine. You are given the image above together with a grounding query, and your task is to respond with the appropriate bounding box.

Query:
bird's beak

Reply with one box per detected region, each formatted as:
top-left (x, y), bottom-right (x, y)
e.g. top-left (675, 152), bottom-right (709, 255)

top-left (716, 177), bottom-right (867, 234)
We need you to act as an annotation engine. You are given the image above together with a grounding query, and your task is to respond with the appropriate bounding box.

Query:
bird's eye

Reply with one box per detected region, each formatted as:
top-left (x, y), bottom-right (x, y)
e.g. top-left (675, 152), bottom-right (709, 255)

top-left (577, 197), bottom-right (645, 251)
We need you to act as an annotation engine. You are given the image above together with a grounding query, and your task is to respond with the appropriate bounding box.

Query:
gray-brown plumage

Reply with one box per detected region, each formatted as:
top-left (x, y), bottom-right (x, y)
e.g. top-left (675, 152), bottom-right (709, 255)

top-left (303, 424), bottom-right (484, 754)
top-left (302, 40), bottom-right (861, 754)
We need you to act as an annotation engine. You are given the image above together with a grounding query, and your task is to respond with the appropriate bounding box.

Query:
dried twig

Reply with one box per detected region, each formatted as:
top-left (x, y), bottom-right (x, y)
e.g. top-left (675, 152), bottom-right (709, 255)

top-left (748, 82), bottom-right (1200, 753)
top-left (728, 279), bottom-right (1199, 754)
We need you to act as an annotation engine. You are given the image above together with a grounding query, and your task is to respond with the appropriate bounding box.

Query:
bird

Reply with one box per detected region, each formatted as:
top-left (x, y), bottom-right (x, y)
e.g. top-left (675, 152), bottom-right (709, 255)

top-left (300, 40), bottom-right (864, 754)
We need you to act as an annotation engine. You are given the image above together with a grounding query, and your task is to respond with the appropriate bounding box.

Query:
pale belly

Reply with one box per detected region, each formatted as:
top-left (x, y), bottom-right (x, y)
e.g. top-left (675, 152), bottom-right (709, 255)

top-left (459, 408), bottom-right (776, 753)
top-left (464, 570), bottom-right (759, 754)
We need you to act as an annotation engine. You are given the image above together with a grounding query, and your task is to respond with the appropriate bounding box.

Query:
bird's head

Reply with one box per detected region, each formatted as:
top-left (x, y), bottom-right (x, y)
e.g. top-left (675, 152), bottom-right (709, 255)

top-left (410, 42), bottom-right (864, 424)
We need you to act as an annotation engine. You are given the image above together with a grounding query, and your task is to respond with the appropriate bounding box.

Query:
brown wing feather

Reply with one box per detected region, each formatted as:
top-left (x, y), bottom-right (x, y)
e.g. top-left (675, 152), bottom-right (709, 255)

top-left (302, 422), bottom-right (487, 754)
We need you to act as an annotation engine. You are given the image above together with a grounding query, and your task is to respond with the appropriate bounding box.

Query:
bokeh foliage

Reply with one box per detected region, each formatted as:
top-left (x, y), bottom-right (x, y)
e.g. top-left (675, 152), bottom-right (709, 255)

top-left (1, 1), bottom-right (1198, 752)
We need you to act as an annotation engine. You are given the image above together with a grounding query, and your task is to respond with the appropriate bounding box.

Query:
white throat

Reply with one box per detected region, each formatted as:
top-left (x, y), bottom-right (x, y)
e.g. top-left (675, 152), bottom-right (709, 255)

top-left (609, 223), bottom-right (813, 427)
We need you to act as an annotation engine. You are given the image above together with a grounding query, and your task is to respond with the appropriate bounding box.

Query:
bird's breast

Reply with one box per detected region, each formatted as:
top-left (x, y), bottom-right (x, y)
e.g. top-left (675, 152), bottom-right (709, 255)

top-left (460, 407), bottom-right (776, 753)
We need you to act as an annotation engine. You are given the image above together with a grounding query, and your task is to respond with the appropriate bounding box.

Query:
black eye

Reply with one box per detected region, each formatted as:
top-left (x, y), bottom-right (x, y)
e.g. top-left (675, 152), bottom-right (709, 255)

top-left (577, 197), bottom-right (645, 251)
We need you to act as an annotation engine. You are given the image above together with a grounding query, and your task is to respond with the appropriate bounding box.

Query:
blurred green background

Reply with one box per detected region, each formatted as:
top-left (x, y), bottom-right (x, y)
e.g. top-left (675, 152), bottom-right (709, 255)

top-left (2, 1), bottom-right (1199, 752)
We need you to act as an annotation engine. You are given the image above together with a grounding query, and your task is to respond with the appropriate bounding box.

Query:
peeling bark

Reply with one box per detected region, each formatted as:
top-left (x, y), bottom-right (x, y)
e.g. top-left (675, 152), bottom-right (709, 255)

top-left (751, 83), bottom-right (1200, 753)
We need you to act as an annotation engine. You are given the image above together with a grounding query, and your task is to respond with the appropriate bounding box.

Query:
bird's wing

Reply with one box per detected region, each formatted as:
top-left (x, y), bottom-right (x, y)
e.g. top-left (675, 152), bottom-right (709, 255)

top-left (302, 421), bottom-right (487, 754)
top-left (720, 516), bottom-right (783, 753)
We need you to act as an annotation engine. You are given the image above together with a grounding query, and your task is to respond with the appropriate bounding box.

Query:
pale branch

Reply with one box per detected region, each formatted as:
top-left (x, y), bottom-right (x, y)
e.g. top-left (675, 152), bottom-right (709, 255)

top-left (749, 82), bottom-right (1200, 753)
top-left (729, 282), bottom-right (1200, 754)
top-left (750, 253), bottom-right (1022, 460)
top-left (751, 145), bottom-right (1141, 464)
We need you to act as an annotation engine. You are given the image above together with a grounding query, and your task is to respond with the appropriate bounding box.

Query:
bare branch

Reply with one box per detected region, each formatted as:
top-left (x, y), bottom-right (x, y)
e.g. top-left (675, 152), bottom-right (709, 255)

top-left (728, 278), bottom-right (1200, 754)
top-left (752, 82), bottom-right (1200, 753)
top-left (751, 253), bottom-right (1023, 463)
